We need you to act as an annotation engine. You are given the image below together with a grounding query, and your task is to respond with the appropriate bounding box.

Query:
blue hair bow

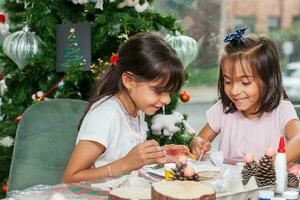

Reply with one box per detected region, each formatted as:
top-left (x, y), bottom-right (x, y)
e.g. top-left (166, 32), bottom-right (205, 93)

top-left (224, 27), bottom-right (248, 43)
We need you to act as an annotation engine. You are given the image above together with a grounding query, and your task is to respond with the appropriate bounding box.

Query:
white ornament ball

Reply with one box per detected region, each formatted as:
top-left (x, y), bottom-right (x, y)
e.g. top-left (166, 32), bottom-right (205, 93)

top-left (167, 32), bottom-right (199, 68)
top-left (3, 26), bottom-right (41, 70)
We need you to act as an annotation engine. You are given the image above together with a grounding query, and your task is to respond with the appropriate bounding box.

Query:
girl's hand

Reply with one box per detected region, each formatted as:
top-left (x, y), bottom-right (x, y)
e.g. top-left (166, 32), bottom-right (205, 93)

top-left (124, 140), bottom-right (167, 170)
top-left (162, 144), bottom-right (195, 161)
top-left (190, 136), bottom-right (211, 159)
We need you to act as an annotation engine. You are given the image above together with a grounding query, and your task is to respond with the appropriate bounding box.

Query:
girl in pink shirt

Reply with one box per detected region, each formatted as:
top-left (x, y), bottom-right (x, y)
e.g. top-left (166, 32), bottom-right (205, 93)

top-left (190, 28), bottom-right (300, 163)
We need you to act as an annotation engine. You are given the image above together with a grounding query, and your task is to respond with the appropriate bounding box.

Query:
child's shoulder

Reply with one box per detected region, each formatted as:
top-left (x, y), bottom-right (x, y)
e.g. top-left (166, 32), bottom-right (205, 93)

top-left (209, 100), bottom-right (224, 111)
top-left (89, 96), bottom-right (120, 114)
top-left (276, 99), bottom-right (295, 111)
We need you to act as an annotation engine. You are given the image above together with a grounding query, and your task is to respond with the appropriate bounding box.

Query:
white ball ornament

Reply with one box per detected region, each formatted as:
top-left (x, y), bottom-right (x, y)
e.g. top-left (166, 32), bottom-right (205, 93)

top-left (3, 26), bottom-right (42, 70)
top-left (167, 31), bottom-right (199, 68)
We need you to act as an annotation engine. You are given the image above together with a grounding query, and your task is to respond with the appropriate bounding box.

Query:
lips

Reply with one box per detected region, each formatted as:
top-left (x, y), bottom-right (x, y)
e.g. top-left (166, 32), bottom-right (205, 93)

top-left (233, 97), bottom-right (248, 106)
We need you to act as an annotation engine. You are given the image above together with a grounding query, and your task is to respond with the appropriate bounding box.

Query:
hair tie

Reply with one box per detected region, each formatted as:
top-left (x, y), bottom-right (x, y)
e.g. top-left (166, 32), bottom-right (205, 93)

top-left (224, 27), bottom-right (247, 43)
top-left (109, 53), bottom-right (119, 66)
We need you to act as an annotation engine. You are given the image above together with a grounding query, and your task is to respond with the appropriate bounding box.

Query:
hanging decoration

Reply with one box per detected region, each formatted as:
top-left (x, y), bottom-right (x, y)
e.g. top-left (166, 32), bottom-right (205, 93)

top-left (3, 25), bottom-right (42, 70)
top-left (1, 182), bottom-right (8, 194)
top-left (90, 58), bottom-right (110, 79)
top-left (71, 0), bottom-right (116, 10)
top-left (0, 79), bottom-right (8, 96)
top-left (39, 78), bottom-right (64, 101)
top-left (0, 136), bottom-right (14, 147)
top-left (180, 90), bottom-right (190, 103)
top-left (166, 31), bottom-right (199, 68)
top-left (56, 23), bottom-right (91, 72)
top-left (31, 91), bottom-right (45, 103)
top-left (16, 115), bottom-right (22, 122)
top-left (117, 0), bottom-right (150, 13)
top-left (0, 97), bottom-right (3, 121)
top-left (0, 13), bottom-right (9, 37)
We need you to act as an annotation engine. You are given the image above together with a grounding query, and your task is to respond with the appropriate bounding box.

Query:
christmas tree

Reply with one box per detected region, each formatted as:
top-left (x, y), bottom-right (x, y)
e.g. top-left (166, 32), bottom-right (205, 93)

top-left (60, 27), bottom-right (87, 70)
top-left (0, 0), bottom-right (197, 196)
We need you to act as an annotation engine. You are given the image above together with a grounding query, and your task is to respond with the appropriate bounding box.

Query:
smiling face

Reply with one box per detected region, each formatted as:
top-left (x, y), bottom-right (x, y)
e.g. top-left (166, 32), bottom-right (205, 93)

top-left (129, 78), bottom-right (171, 115)
top-left (120, 72), bottom-right (171, 116)
top-left (222, 61), bottom-right (262, 119)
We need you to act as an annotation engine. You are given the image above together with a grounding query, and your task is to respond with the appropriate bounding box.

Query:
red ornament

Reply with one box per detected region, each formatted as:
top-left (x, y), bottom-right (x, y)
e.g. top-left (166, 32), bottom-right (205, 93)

top-left (0, 73), bottom-right (3, 81)
top-left (109, 53), bottom-right (119, 66)
top-left (0, 14), bottom-right (6, 23)
top-left (1, 182), bottom-right (8, 193)
top-left (180, 90), bottom-right (190, 102)
top-left (16, 115), bottom-right (23, 122)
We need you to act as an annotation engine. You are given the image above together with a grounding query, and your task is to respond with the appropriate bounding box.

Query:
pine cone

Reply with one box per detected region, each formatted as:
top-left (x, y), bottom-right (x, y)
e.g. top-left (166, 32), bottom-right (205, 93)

top-left (171, 164), bottom-right (201, 182)
top-left (287, 173), bottom-right (299, 188)
top-left (241, 161), bottom-right (257, 185)
top-left (255, 155), bottom-right (276, 187)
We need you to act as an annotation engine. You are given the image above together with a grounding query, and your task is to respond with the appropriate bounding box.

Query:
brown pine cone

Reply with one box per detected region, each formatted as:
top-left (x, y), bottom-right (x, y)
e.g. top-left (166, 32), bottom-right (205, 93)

top-left (255, 155), bottom-right (276, 187)
top-left (287, 173), bottom-right (299, 188)
top-left (171, 163), bottom-right (201, 181)
top-left (241, 161), bottom-right (257, 185)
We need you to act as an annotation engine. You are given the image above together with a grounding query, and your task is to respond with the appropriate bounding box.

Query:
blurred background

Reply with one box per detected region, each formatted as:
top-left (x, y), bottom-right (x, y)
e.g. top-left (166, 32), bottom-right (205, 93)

top-left (153, 0), bottom-right (300, 139)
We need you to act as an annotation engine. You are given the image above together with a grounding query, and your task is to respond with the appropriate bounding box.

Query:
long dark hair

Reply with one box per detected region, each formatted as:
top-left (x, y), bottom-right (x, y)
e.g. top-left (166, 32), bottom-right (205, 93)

top-left (78, 32), bottom-right (184, 129)
top-left (218, 34), bottom-right (288, 114)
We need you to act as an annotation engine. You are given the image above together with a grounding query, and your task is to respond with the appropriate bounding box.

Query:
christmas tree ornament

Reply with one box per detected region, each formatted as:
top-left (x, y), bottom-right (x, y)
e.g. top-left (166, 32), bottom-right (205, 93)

top-left (151, 112), bottom-right (184, 137)
top-left (60, 28), bottom-right (87, 69)
top-left (31, 91), bottom-right (45, 103)
top-left (109, 53), bottom-right (119, 66)
top-left (16, 115), bottom-right (23, 122)
top-left (0, 97), bottom-right (3, 121)
top-left (0, 136), bottom-right (14, 147)
top-left (1, 182), bottom-right (8, 193)
top-left (117, 0), bottom-right (149, 13)
top-left (287, 173), bottom-right (299, 188)
top-left (167, 32), bottom-right (199, 68)
top-left (0, 79), bottom-right (8, 96)
top-left (0, 13), bottom-right (5, 23)
top-left (91, 59), bottom-right (110, 79)
top-left (72, 0), bottom-right (88, 4)
top-left (0, 13), bottom-right (9, 37)
top-left (3, 26), bottom-right (41, 70)
top-left (255, 155), bottom-right (276, 187)
top-left (180, 90), bottom-right (190, 102)
top-left (39, 78), bottom-right (64, 101)
top-left (90, 0), bottom-right (104, 9)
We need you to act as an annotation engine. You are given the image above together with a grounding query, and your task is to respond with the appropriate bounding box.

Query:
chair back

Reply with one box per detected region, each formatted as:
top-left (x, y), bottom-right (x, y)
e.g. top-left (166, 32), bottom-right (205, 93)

top-left (8, 99), bottom-right (87, 192)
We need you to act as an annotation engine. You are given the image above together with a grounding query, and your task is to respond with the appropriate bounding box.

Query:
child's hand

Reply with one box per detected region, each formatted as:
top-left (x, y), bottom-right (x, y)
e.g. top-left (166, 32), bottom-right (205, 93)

top-left (124, 140), bottom-right (167, 170)
top-left (190, 136), bottom-right (211, 159)
top-left (162, 144), bottom-right (195, 161)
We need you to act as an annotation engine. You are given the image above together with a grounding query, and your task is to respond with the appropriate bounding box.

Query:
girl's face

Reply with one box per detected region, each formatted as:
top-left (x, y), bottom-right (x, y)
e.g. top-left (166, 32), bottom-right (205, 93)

top-left (222, 63), bottom-right (262, 119)
top-left (129, 78), bottom-right (171, 116)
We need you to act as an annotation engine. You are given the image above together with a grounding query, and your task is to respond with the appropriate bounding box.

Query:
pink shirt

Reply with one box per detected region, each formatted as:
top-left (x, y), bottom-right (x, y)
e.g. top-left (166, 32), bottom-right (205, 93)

top-left (207, 100), bottom-right (298, 161)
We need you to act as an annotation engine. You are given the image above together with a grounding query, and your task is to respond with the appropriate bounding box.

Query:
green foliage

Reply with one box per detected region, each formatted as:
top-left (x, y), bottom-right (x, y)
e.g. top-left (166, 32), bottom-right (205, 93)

top-left (0, 0), bottom-right (182, 196)
top-left (268, 22), bottom-right (300, 62)
top-left (185, 66), bottom-right (218, 87)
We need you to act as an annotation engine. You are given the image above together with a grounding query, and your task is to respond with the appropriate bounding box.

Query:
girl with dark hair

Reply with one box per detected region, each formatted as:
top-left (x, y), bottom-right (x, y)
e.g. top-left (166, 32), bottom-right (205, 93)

top-left (62, 32), bottom-right (184, 182)
top-left (190, 29), bottom-right (300, 163)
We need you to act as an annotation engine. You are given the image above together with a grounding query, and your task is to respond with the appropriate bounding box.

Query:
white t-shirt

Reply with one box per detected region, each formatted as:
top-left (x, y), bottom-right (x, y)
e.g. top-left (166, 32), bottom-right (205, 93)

top-left (76, 96), bottom-right (148, 168)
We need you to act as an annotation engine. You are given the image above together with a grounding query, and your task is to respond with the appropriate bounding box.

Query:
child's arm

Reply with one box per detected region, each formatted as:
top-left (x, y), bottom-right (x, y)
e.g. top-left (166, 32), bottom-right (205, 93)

top-left (62, 139), bottom-right (166, 183)
top-left (284, 119), bottom-right (300, 163)
top-left (189, 123), bottom-right (217, 158)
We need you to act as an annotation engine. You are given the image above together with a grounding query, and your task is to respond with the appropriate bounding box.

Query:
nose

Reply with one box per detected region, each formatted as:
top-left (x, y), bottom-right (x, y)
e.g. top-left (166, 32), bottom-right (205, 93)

top-left (161, 93), bottom-right (171, 105)
top-left (230, 82), bottom-right (242, 96)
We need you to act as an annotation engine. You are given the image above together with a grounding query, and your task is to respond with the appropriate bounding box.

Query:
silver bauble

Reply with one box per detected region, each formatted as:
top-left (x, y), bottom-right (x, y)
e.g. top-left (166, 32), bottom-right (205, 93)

top-left (3, 26), bottom-right (41, 70)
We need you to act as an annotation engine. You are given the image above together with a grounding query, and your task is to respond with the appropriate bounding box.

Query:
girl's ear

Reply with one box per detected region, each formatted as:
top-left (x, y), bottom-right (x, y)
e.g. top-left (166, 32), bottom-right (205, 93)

top-left (121, 71), bottom-right (134, 89)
